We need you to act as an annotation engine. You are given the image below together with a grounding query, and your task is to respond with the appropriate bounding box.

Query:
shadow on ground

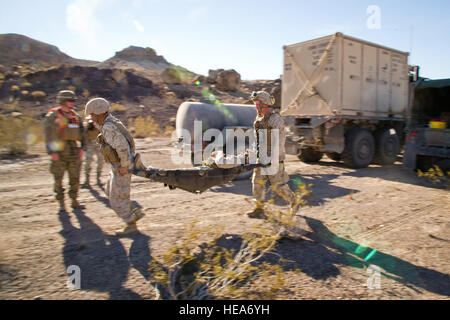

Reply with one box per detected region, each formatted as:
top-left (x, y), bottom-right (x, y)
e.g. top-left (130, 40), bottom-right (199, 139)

top-left (212, 217), bottom-right (450, 297)
top-left (209, 173), bottom-right (357, 207)
top-left (58, 208), bottom-right (154, 299)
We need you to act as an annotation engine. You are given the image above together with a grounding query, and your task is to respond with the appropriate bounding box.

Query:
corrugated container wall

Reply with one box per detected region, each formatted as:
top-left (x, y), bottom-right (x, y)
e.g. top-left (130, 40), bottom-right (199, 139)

top-left (281, 33), bottom-right (409, 118)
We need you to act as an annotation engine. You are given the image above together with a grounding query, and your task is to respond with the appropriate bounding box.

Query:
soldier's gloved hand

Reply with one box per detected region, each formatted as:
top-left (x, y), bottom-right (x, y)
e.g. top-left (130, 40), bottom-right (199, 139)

top-left (51, 153), bottom-right (60, 161)
top-left (118, 166), bottom-right (128, 176)
top-left (78, 149), bottom-right (84, 159)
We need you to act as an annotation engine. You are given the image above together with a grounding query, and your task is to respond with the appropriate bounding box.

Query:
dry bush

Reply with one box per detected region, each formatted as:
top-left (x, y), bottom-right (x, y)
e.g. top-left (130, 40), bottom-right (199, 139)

top-left (30, 91), bottom-right (46, 100)
top-left (418, 165), bottom-right (450, 188)
top-left (129, 116), bottom-right (166, 138)
top-left (0, 114), bottom-right (44, 155)
top-left (110, 103), bottom-right (126, 112)
top-left (149, 221), bottom-right (284, 300)
top-left (148, 182), bottom-right (312, 300)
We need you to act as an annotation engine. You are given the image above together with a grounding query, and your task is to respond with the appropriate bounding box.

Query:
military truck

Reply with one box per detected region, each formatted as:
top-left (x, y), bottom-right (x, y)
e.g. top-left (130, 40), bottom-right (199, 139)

top-left (402, 77), bottom-right (450, 172)
top-left (281, 32), bottom-right (410, 168)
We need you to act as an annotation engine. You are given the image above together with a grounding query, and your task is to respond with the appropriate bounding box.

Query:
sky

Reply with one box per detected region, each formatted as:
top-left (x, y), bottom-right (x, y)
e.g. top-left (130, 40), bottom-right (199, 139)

top-left (0, 0), bottom-right (449, 80)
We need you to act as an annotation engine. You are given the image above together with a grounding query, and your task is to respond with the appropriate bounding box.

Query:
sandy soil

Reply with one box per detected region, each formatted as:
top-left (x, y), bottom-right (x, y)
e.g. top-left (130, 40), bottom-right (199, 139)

top-left (0, 138), bottom-right (449, 300)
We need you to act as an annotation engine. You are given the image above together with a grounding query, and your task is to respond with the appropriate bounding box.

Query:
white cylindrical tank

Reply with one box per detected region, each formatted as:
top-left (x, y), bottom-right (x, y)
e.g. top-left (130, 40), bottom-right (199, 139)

top-left (176, 102), bottom-right (257, 143)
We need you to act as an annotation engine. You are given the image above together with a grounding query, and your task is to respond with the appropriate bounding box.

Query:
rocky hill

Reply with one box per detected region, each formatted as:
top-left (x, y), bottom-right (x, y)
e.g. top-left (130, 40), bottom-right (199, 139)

top-left (0, 33), bottom-right (279, 131)
top-left (0, 34), bottom-right (96, 69)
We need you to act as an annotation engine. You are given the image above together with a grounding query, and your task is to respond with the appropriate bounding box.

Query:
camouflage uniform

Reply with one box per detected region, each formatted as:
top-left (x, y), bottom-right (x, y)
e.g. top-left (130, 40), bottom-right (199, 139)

top-left (97, 114), bottom-right (137, 224)
top-left (252, 111), bottom-right (295, 205)
top-left (83, 120), bottom-right (104, 185)
top-left (44, 106), bottom-right (85, 207)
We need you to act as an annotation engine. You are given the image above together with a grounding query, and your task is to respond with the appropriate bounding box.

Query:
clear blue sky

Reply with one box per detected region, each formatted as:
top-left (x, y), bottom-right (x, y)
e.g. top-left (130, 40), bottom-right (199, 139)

top-left (0, 0), bottom-right (449, 80)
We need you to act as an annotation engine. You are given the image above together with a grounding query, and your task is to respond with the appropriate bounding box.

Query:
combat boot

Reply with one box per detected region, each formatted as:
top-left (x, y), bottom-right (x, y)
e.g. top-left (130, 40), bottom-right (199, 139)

top-left (71, 199), bottom-right (86, 210)
top-left (130, 207), bottom-right (146, 223)
top-left (58, 199), bottom-right (66, 212)
top-left (96, 173), bottom-right (102, 185)
top-left (81, 174), bottom-right (90, 188)
top-left (115, 222), bottom-right (138, 236)
top-left (246, 201), bottom-right (267, 219)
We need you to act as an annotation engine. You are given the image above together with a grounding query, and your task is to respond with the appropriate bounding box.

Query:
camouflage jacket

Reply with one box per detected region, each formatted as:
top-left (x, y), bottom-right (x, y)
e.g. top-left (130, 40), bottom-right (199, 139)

top-left (44, 106), bottom-right (86, 156)
top-left (253, 111), bottom-right (286, 162)
top-left (98, 114), bottom-right (135, 169)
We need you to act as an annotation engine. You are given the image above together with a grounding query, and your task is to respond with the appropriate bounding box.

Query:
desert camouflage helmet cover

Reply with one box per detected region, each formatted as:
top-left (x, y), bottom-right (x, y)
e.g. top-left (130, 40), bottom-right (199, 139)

top-left (250, 91), bottom-right (275, 106)
top-left (56, 90), bottom-right (77, 103)
top-left (84, 98), bottom-right (111, 116)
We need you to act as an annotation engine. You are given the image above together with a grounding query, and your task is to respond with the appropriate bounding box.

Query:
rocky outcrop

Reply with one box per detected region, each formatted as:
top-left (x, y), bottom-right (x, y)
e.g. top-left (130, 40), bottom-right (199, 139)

top-left (0, 33), bottom-right (96, 68)
top-left (101, 46), bottom-right (171, 71)
top-left (215, 69), bottom-right (241, 91)
top-left (0, 65), bottom-right (156, 101)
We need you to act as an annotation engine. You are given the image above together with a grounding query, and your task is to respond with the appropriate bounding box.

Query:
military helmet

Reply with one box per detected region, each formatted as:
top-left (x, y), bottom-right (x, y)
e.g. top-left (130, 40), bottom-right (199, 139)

top-left (57, 90), bottom-right (77, 103)
top-left (250, 91), bottom-right (275, 106)
top-left (84, 97), bottom-right (111, 116)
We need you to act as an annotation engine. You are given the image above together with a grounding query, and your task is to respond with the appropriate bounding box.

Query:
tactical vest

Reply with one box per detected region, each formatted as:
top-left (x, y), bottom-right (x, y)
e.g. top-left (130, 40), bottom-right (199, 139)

top-left (254, 112), bottom-right (274, 160)
top-left (97, 116), bottom-right (135, 165)
top-left (48, 107), bottom-right (82, 141)
top-left (86, 121), bottom-right (100, 141)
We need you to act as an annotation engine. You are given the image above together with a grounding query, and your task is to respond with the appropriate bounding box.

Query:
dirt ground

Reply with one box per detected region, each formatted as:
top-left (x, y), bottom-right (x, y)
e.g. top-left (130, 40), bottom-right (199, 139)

top-left (0, 137), bottom-right (449, 300)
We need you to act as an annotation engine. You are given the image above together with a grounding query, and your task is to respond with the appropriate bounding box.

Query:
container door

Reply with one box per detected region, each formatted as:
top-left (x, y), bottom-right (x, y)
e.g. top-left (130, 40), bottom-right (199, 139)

top-left (342, 39), bottom-right (362, 111)
top-left (361, 45), bottom-right (377, 112)
top-left (390, 53), bottom-right (408, 115)
top-left (377, 49), bottom-right (391, 113)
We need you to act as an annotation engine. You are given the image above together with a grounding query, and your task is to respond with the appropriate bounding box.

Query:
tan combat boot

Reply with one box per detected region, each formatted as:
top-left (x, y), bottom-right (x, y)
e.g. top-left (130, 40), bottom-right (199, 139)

top-left (58, 199), bottom-right (66, 212)
top-left (71, 199), bottom-right (86, 209)
top-left (130, 207), bottom-right (146, 223)
top-left (115, 222), bottom-right (138, 236)
top-left (81, 174), bottom-right (90, 188)
top-left (246, 201), bottom-right (266, 219)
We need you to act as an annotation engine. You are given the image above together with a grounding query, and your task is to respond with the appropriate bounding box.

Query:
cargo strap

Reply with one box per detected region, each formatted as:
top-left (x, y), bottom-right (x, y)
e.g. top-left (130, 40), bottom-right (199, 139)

top-left (281, 34), bottom-right (337, 115)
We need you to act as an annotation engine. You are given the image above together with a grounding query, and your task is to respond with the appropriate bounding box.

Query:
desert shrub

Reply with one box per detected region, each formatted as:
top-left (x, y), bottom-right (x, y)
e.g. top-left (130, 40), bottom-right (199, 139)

top-left (128, 116), bottom-right (164, 138)
top-left (149, 221), bottom-right (285, 300)
top-left (418, 165), bottom-right (449, 188)
top-left (30, 91), bottom-right (46, 100)
top-left (0, 114), bottom-right (44, 155)
top-left (148, 182), bottom-right (312, 300)
top-left (110, 103), bottom-right (126, 112)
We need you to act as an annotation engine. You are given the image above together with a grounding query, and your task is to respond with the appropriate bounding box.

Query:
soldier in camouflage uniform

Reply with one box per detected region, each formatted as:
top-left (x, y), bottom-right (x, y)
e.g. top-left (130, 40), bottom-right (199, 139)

top-left (246, 91), bottom-right (298, 218)
top-left (82, 115), bottom-right (104, 187)
top-left (44, 90), bottom-right (86, 211)
top-left (84, 98), bottom-right (145, 236)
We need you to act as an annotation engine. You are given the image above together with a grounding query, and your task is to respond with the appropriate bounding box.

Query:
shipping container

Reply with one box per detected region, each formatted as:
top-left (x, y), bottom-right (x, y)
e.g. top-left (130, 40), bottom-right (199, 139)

top-left (281, 32), bottom-right (409, 119)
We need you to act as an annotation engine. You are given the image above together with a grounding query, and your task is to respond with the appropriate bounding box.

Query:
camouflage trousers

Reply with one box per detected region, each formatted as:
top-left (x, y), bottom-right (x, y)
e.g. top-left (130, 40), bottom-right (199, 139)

top-left (105, 165), bottom-right (136, 224)
top-left (252, 163), bottom-right (294, 205)
top-left (84, 142), bottom-right (104, 177)
top-left (50, 158), bottom-right (81, 201)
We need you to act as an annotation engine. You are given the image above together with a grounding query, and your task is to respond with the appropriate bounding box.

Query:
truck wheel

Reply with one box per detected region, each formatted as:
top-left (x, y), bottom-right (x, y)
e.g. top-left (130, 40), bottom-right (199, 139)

top-left (342, 128), bottom-right (375, 168)
top-left (325, 152), bottom-right (341, 161)
top-left (298, 147), bottom-right (323, 163)
top-left (373, 128), bottom-right (400, 165)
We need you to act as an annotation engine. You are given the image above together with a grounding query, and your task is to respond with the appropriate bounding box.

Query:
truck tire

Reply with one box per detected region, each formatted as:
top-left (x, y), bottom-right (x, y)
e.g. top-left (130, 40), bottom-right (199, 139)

top-left (342, 128), bottom-right (375, 168)
top-left (325, 152), bottom-right (342, 161)
top-left (298, 147), bottom-right (323, 163)
top-left (373, 128), bottom-right (400, 165)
